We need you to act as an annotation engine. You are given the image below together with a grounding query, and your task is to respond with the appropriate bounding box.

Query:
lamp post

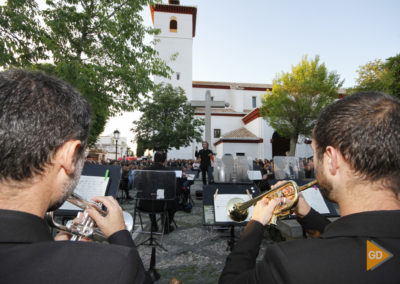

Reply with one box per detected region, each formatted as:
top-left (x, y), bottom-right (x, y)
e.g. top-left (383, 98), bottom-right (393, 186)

top-left (113, 129), bottom-right (120, 160)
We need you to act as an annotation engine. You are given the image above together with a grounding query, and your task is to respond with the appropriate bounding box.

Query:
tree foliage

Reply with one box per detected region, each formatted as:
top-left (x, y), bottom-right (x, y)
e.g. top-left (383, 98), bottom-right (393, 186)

top-left (260, 55), bottom-right (343, 155)
top-left (133, 84), bottom-right (204, 152)
top-left (0, 0), bottom-right (47, 67)
top-left (136, 138), bottom-right (145, 158)
top-left (349, 54), bottom-right (400, 99)
top-left (383, 54), bottom-right (400, 98)
top-left (0, 0), bottom-right (171, 146)
top-left (348, 59), bottom-right (387, 94)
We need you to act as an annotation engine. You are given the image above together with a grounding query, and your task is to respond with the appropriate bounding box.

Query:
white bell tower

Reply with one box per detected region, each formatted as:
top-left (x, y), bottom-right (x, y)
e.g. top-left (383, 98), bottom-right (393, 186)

top-left (150, 1), bottom-right (197, 100)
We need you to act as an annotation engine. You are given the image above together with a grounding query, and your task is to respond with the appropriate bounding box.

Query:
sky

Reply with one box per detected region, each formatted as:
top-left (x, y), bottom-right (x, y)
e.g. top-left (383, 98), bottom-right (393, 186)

top-left (103, 0), bottom-right (400, 149)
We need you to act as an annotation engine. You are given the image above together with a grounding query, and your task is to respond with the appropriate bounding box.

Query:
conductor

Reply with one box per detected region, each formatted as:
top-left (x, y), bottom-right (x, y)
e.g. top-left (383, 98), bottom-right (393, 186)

top-left (0, 70), bottom-right (152, 283)
top-left (219, 92), bottom-right (400, 284)
top-left (195, 141), bottom-right (214, 184)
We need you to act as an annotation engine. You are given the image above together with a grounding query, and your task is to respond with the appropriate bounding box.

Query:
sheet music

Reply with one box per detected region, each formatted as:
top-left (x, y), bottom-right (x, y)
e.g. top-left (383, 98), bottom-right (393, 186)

top-left (247, 170), bottom-right (262, 180)
top-left (214, 194), bottom-right (253, 222)
top-left (59, 175), bottom-right (110, 211)
top-left (302, 186), bottom-right (330, 214)
top-left (156, 189), bottom-right (165, 199)
top-left (186, 174), bottom-right (195, 181)
top-left (175, 170), bottom-right (182, 178)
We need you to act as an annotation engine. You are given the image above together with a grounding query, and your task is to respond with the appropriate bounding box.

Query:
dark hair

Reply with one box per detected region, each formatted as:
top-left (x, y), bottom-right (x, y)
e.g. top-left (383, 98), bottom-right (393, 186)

top-left (314, 91), bottom-right (400, 193)
top-left (0, 69), bottom-right (91, 182)
top-left (154, 151), bottom-right (167, 163)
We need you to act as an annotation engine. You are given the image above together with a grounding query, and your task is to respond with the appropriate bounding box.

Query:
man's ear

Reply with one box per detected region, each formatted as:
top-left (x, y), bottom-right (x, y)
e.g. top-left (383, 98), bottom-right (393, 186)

top-left (55, 140), bottom-right (82, 175)
top-left (325, 146), bottom-right (339, 176)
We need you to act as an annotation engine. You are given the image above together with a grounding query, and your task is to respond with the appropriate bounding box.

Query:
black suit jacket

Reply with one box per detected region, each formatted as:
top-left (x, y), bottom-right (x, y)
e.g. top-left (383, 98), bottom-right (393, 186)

top-left (219, 209), bottom-right (400, 284)
top-left (0, 209), bottom-right (152, 284)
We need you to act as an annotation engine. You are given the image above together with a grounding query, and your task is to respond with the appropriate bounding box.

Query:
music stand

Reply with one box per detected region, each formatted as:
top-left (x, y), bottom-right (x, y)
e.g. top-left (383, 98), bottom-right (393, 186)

top-left (132, 170), bottom-right (176, 281)
top-left (202, 183), bottom-right (260, 251)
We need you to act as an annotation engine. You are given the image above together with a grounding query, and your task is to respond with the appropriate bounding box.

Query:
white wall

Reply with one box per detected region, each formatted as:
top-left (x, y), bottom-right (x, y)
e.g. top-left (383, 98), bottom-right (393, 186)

top-left (96, 135), bottom-right (128, 159)
top-left (153, 11), bottom-right (193, 99)
top-left (192, 87), bottom-right (265, 112)
top-left (210, 115), bottom-right (245, 145)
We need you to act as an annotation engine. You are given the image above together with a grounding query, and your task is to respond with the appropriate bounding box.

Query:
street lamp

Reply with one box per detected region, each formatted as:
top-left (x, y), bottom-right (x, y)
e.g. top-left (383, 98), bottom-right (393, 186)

top-left (113, 129), bottom-right (120, 160)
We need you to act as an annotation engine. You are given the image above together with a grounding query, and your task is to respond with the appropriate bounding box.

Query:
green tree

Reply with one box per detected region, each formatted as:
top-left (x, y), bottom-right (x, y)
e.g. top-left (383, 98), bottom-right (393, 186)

top-left (0, 0), bottom-right (47, 67)
top-left (384, 54), bottom-right (400, 98)
top-left (348, 59), bottom-right (387, 94)
top-left (133, 84), bottom-right (204, 152)
top-left (349, 55), bottom-right (400, 99)
top-left (260, 55), bottom-right (343, 156)
top-left (0, 0), bottom-right (171, 146)
top-left (136, 138), bottom-right (145, 158)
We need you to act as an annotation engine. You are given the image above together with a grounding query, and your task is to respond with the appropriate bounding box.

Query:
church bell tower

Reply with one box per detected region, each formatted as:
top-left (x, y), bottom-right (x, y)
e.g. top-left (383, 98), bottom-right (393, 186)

top-left (150, 1), bottom-right (197, 100)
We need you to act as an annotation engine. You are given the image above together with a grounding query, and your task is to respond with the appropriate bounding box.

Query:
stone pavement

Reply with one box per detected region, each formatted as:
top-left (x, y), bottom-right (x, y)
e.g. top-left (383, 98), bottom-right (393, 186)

top-left (120, 180), bottom-right (277, 284)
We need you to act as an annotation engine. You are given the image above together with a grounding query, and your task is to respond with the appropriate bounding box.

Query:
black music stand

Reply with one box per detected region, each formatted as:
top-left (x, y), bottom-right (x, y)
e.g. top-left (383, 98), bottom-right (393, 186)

top-left (202, 183), bottom-right (260, 251)
top-left (132, 170), bottom-right (176, 281)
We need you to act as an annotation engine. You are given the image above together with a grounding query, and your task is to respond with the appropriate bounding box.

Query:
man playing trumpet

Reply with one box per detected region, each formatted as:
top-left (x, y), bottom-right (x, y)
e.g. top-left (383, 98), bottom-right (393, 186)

top-left (0, 70), bottom-right (152, 283)
top-left (219, 92), bottom-right (400, 283)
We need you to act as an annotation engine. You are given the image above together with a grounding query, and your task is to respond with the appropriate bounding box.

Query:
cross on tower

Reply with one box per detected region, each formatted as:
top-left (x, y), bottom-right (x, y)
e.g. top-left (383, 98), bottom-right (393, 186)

top-left (190, 90), bottom-right (229, 146)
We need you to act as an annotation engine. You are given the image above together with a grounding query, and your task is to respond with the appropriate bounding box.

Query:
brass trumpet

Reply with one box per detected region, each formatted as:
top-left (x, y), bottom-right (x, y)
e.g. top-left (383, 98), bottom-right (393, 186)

top-left (46, 193), bottom-right (133, 241)
top-left (227, 180), bottom-right (317, 224)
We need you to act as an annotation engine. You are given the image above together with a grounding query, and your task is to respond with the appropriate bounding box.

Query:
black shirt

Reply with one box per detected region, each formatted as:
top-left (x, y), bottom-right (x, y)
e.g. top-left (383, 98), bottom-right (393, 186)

top-left (196, 149), bottom-right (213, 169)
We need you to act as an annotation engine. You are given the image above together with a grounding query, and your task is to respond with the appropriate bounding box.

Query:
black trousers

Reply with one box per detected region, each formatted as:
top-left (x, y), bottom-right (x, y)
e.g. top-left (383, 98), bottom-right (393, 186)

top-left (201, 166), bottom-right (213, 185)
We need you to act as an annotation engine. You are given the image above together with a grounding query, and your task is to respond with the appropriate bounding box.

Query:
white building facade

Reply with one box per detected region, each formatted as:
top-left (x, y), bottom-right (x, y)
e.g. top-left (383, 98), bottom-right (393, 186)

top-left (151, 1), bottom-right (317, 160)
top-left (95, 135), bottom-right (129, 161)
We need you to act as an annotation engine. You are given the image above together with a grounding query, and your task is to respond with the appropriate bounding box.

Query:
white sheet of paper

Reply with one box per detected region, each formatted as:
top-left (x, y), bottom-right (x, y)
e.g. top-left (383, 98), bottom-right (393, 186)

top-left (186, 174), bottom-right (195, 181)
top-left (302, 186), bottom-right (330, 214)
top-left (175, 170), bottom-right (182, 178)
top-left (157, 189), bottom-right (165, 199)
top-left (214, 194), bottom-right (253, 222)
top-left (59, 175), bottom-right (110, 211)
top-left (247, 170), bottom-right (262, 180)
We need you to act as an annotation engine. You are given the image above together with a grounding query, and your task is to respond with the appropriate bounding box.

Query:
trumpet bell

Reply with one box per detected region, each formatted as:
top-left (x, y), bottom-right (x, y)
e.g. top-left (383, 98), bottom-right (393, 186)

top-left (123, 211), bottom-right (134, 232)
top-left (227, 197), bottom-right (248, 222)
top-left (226, 180), bottom-right (317, 224)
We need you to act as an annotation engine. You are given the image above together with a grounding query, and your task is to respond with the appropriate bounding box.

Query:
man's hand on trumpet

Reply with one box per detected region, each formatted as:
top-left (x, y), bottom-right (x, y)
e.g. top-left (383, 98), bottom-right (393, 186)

top-left (251, 197), bottom-right (282, 226)
top-left (86, 196), bottom-right (126, 238)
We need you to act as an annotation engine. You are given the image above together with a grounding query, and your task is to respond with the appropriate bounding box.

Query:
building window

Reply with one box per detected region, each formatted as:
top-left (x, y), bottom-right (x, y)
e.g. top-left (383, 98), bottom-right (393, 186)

top-left (170, 17), bottom-right (177, 32)
top-left (176, 72), bottom-right (180, 80)
top-left (236, 152), bottom-right (245, 156)
top-left (211, 96), bottom-right (214, 101)
top-left (252, 96), bottom-right (257, 108)
top-left (214, 129), bottom-right (221, 138)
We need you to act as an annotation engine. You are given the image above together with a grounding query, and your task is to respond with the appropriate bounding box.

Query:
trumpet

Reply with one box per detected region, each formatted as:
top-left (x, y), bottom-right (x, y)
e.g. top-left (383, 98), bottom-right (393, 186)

top-left (227, 180), bottom-right (317, 224)
top-left (46, 193), bottom-right (133, 242)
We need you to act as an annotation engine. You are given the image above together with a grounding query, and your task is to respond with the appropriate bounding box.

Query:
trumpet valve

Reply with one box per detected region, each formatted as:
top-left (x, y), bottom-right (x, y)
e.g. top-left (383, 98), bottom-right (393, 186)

top-left (66, 211), bottom-right (94, 239)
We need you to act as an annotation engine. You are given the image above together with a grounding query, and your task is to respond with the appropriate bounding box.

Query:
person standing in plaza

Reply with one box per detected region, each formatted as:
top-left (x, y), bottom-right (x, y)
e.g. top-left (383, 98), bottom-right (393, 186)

top-left (195, 141), bottom-right (214, 184)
